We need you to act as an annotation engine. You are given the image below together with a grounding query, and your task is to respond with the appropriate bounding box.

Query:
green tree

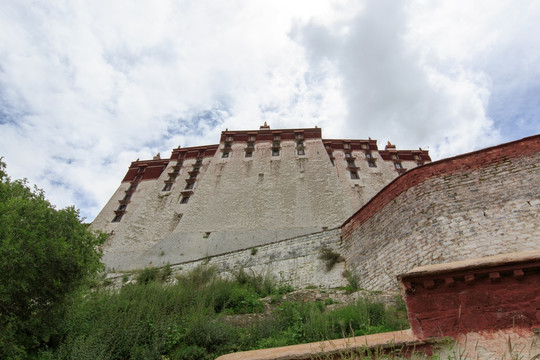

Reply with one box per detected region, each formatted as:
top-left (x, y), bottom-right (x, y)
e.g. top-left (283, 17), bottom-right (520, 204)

top-left (0, 159), bottom-right (106, 358)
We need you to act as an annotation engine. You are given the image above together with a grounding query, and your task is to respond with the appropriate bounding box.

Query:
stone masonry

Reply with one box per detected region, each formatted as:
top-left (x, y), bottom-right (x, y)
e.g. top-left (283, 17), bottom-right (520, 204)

top-left (342, 135), bottom-right (540, 291)
top-left (93, 125), bottom-right (428, 271)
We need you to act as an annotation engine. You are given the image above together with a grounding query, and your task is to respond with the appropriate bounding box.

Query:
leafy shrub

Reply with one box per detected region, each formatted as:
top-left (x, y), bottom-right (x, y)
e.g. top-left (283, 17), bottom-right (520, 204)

top-left (342, 270), bottom-right (360, 292)
top-left (319, 247), bottom-right (343, 271)
top-left (256, 298), bottom-right (409, 346)
top-left (0, 160), bottom-right (106, 358)
top-left (160, 263), bottom-right (172, 281)
top-left (277, 284), bottom-right (294, 294)
top-left (208, 281), bottom-right (264, 314)
top-left (136, 267), bottom-right (159, 284)
top-left (234, 268), bottom-right (276, 297)
top-left (136, 263), bottom-right (172, 285)
top-left (324, 298), bottom-right (336, 306)
top-left (176, 265), bottom-right (217, 288)
top-left (43, 263), bottom-right (408, 359)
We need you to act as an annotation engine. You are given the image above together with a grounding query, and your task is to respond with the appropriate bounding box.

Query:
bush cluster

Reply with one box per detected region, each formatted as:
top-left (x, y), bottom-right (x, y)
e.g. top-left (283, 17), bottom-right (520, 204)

top-left (254, 297), bottom-right (408, 349)
top-left (319, 247), bottom-right (343, 271)
top-left (41, 265), bottom-right (408, 359)
top-left (0, 160), bottom-right (106, 358)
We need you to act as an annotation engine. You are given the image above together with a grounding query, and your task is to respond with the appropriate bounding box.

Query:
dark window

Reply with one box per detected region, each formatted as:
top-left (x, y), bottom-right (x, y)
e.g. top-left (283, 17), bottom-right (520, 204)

top-left (222, 152), bottom-right (229, 158)
top-left (350, 171), bottom-right (359, 179)
top-left (415, 155), bottom-right (422, 161)
top-left (184, 182), bottom-right (193, 190)
top-left (391, 154), bottom-right (399, 160)
top-left (345, 152), bottom-right (352, 158)
top-left (273, 134), bottom-right (281, 141)
top-left (347, 160), bottom-right (356, 167)
top-left (162, 183), bottom-right (173, 191)
top-left (245, 151), bottom-right (253, 157)
top-left (272, 149), bottom-right (280, 156)
top-left (112, 214), bottom-right (123, 222)
top-left (365, 152), bottom-right (372, 159)
top-left (297, 148), bottom-right (305, 155)
top-left (117, 204), bottom-right (127, 211)
top-left (368, 160), bottom-right (377, 168)
top-left (296, 134), bottom-right (304, 140)
top-left (180, 196), bottom-right (190, 204)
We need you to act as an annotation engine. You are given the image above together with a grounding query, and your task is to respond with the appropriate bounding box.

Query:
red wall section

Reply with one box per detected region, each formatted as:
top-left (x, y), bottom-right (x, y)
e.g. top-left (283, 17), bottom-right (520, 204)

top-left (142, 164), bottom-right (167, 180)
top-left (121, 159), bottom-right (169, 182)
top-left (122, 168), bottom-right (139, 182)
top-left (398, 252), bottom-right (540, 339)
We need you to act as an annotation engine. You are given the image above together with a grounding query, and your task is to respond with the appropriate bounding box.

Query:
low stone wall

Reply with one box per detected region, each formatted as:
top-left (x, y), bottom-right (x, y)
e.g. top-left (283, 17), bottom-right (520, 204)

top-left (110, 228), bottom-right (348, 289)
top-left (172, 228), bottom-right (346, 288)
top-left (342, 135), bottom-right (540, 292)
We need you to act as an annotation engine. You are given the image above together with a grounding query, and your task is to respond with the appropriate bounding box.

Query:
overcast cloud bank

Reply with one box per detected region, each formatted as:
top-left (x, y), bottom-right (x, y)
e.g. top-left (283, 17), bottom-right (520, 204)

top-left (0, 0), bottom-right (538, 220)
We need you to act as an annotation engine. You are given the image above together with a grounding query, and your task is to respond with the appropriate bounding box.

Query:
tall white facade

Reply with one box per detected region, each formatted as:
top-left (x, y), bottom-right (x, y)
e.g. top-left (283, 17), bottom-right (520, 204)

top-left (92, 125), bottom-right (430, 271)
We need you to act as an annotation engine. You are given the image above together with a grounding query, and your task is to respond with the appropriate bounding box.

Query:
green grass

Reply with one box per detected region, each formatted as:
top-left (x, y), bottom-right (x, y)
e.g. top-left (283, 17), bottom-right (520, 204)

top-left (41, 266), bottom-right (409, 360)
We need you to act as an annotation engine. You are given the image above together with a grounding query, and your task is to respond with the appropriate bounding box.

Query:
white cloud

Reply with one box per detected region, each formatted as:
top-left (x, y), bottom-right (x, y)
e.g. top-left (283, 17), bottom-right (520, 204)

top-left (293, 0), bottom-right (506, 159)
top-left (0, 0), bottom-right (538, 221)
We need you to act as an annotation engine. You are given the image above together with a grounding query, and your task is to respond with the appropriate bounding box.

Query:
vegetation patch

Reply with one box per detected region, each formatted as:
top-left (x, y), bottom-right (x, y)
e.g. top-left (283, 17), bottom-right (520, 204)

top-left (319, 247), bottom-right (344, 271)
top-left (342, 270), bottom-right (361, 292)
top-left (0, 161), bottom-right (409, 359)
top-left (0, 160), bottom-right (106, 359)
top-left (34, 264), bottom-right (407, 360)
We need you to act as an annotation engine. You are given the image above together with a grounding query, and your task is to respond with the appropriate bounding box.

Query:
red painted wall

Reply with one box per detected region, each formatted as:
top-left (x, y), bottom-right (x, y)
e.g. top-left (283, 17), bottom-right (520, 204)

top-left (399, 254), bottom-right (540, 339)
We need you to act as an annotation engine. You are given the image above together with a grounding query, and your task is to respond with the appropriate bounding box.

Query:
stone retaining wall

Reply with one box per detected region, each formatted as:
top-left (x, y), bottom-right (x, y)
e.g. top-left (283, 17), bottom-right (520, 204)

top-left (110, 228), bottom-right (347, 289)
top-left (342, 135), bottom-right (540, 291)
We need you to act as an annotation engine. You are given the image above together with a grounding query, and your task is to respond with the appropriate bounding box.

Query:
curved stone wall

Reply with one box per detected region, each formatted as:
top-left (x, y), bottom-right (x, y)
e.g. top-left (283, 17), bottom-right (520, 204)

top-left (341, 135), bottom-right (540, 291)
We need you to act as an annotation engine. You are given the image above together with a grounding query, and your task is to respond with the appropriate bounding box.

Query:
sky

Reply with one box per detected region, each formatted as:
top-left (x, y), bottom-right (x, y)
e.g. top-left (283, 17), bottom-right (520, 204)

top-left (0, 0), bottom-right (539, 222)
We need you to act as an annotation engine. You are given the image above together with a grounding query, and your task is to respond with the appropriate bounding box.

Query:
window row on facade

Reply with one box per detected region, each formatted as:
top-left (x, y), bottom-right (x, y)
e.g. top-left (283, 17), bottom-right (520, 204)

top-left (157, 157), bottom-right (204, 206)
top-left (222, 132), bottom-right (307, 158)
top-left (112, 166), bottom-right (146, 222)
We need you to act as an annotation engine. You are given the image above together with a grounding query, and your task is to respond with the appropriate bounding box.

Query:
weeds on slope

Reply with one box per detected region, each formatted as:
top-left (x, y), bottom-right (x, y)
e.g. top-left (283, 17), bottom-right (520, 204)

top-left (41, 266), bottom-right (408, 360)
